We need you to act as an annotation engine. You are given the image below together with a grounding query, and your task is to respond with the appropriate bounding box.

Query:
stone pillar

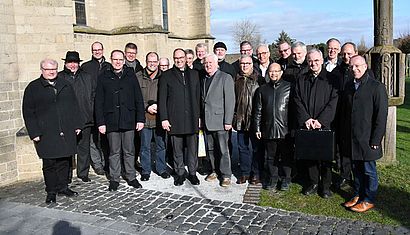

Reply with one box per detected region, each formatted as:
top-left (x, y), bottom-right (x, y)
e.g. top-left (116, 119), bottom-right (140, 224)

top-left (367, 0), bottom-right (405, 164)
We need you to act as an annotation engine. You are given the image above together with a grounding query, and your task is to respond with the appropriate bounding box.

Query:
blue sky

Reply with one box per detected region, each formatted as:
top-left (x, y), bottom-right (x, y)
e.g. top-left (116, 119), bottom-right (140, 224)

top-left (210, 0), bottom-right (410, 52)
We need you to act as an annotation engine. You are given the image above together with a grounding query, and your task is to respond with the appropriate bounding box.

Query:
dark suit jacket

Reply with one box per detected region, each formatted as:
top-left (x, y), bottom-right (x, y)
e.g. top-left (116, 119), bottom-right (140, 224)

top-left (294, 69), bottom-right (338, 129)
top-left (158, 66), bottom-right (200, 135)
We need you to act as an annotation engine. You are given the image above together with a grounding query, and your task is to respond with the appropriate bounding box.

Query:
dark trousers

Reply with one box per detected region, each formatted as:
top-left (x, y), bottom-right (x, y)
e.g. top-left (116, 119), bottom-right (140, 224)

top-left (170, 134), bottom-right (198, 176)
top-left (265, 138), bottom-right (292, 184)
top-left (77, 126), bottom-right (91, 178)
top-left (90, 126), bottom-right (106, 171)
top-left (305, 160), bottom-right (332, 190)
top-left (352, 160), bottom-right (378, 203)
top-left (107, 130), bottom-right (136, 182)
top-left (340, 154), bottom-right (353, 180)
top-left (237, 130), bottom-right (263, 178)
top-left (42, 157), bottom-right (71, 193)
top-left (205, 130), bottom-right (232, 178)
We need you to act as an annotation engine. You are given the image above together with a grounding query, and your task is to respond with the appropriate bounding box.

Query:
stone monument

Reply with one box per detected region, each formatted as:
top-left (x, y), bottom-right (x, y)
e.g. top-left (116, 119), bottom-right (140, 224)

top-left (367, 0), bottom-right (405, 164)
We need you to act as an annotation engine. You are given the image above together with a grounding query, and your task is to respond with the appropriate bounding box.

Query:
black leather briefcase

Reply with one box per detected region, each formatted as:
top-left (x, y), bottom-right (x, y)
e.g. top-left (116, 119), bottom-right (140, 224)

top-left (294, 129), bottom-right (335, 161)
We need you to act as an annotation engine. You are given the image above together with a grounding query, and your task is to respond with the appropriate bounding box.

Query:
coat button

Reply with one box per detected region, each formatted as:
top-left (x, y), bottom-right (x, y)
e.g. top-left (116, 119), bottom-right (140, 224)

top-left (60, 132), bottom-right (64, 137)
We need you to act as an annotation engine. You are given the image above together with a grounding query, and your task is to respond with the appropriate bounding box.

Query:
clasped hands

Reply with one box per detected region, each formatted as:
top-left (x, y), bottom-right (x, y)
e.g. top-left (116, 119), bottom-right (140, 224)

top-left (305, 118), bottom-right (322, 130)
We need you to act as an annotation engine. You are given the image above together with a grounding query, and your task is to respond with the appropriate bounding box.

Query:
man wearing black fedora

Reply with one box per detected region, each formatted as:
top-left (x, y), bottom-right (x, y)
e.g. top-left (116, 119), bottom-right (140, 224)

top-left (59, 51), bottom-right (95, 183)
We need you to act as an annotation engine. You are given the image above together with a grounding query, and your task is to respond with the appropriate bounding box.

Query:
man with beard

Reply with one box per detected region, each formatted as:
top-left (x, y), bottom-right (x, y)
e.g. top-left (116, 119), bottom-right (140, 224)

top-left (136, 52), bottom-right (170, 181)
top-left (294, 48), bottom-right (338, 198)
top-left (158, 48), bottom-right (201, 186)
top-left (95, 50), bottom-right (145, 191)
top-left (59, 51), bottom-right (94, 183)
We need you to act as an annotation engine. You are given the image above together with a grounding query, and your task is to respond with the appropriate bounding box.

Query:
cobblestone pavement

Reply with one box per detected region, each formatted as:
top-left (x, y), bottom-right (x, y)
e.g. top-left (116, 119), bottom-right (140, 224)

top-left (0, 176), bottom-right (409, 235)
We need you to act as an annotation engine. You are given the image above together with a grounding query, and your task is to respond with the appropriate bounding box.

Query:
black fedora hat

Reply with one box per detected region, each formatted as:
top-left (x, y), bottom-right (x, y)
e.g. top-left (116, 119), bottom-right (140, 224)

top-left (62, 51), bottom-right (82, 62)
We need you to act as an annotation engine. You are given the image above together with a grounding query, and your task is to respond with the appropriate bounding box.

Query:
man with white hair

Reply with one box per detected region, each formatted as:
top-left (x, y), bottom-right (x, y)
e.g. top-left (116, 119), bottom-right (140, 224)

top-left (201, 54), bottom-right (235, 187)
top-left (283, 41), bottom-right (309, 83)
top-left (294, 48), bottom-right (338, 199)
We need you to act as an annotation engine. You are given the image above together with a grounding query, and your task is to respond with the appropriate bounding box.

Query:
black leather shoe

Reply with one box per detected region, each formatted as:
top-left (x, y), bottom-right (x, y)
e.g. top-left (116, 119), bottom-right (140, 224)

top-left (79, 176), bottom-right (91, 182)
top-left (187, 175), bottom-right (200, 185)
top-left (45, 193), bottom-right (56, 204)
top-left (280, 181), bottom-right (290, 191)
top-left (303, 184), bottom-right (318, 195)
top-left (58, 188), bottom-right (78, 197)
top-left (174, 175), bottom-right (185, 186)
top-left (160, 172), bottom-right (171, 179)
top-left (321, 190), bottom-right (333, 199)
top-left (95, 168), bottom-right (105, 175)
top-left (335, 178), bottom-right (350, 189)
top-left (128, 179), bottom-right (142, 189)
top-left (140, 174), bottom-right (150, 181)
top-left (109, 181), bottom-right (119, 191)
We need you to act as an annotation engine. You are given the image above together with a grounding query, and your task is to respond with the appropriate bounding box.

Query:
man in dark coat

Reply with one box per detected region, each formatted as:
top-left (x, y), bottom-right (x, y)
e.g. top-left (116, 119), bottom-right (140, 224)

top-left (136, 52), bottom-right (170, 181)
top-left (158, 48), bottom-right (201, 186)
top-left (255, 44), bottom-right (273, 84)
top-left (294, 48), bottom-right (338, 198)
top-left (276, 41), bottom-right (292, 71)
top-left (341, 55), bottom-right (388, 213)
top-left (23, 59), bottom-right (83, 204)
top-left (331, 42), bottom-right (358, 189)
top-left (59, 51), bottom-right (94, 183)
top-left (201, 54), bottom-right (235, 187)
top-left (124, 42), bottom-right (144, 73)
top-left (254, 63), bottom-right (292, 192)
top-left (214, 41), bottom-right (235, 78)
top-left (282, 41), bottom-right (309, 84)
top-left (95, 50), bottom-right (145, 191)
top-left (192, 43), bottom-right (208, 72)
top-left (81, 41), bottom-right (111, 175)
top-left (231, 41), bottom-right (259, 78)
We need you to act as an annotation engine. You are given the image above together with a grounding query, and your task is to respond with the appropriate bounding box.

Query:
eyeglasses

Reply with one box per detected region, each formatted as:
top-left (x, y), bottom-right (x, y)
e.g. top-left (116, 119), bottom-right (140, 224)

top-left (41, 67), bottom-right (57, 71)
top-left (92, 49), bottom-right (103, 52)
top-left (240, 49), bottom-right (252, 53)
top-left (147, 61), bottom-right (158, 64)
top-left (257, 51), bottom-right (269, 56)
top-left (173, 56), bottom-right (185, 60)
top-left (159, 64), bottom-right (169, 67)
top-left (240, 62), bottom-right (252, 66)
top-left (279, 48), bottom-right (290, 53)
top-left (125, 51), bottom-right (137, 55)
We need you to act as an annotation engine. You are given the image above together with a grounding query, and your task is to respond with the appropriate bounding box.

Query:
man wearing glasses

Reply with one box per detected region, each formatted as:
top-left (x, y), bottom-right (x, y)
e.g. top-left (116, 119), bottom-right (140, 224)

top-left (124, 42), bottom-right (143, 73)
top-left (276, 41), bottom-right (292, 71)
top-left (255, 44), bottom-right (274, 84)
top-left (23, 59), bottom-right (83, 204)
top-left (231, 41), bottom-right (259, 78)
top-left (158, 48), bottom-right (201, 186)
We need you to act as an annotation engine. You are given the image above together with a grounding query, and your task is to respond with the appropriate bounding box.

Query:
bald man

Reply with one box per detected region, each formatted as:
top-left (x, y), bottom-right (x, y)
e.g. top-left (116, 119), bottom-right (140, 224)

top-left (254, 63), bottom-right (292, 192)
top-left (339, 55), bottom-right (388, 213)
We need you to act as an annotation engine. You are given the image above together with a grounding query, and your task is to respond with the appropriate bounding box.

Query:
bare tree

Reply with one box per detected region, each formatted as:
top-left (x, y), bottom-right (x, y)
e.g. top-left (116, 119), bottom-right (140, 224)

top-left (231, 19), bottom-right (264, 49)
top-left (357, 36), bottom-right (369, 55)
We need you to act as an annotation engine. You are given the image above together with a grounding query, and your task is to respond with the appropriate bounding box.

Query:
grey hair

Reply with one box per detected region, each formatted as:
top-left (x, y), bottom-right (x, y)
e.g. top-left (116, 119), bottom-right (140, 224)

top-left (342, 42), bottom-right (358, 53)
top-left (291, 41), bottom-right (307, 53)
top-left (326, 38), bottom-right (341, 46)
top-left (195, 43), bottom-right (208, 52)
top-left (307, 48), bottom-right (323, 59)
top-left (239, 54), bottom-right (253, 62)
top-left (256, 44), bottom-right (270, 53)
top-left (203, 53), bottom-right (218, 63)
top-left (40, 59), bottom-right (58, 69)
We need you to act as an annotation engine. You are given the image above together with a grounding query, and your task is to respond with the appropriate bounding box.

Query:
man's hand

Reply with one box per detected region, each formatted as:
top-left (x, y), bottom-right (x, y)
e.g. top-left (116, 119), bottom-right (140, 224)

top-left (75, 129), bottom-right (81, 135)
top-left (136, 122), bottom-right (144, 131)
top-left (162, 120), bottom-right (171, 132)
top-left (147, 104), bottom-right (157, 114)
top-left (256, 132), bottom-right (262, 139)
top-left (305, 118), bottom-right (315, 129)
top-left (312, 119), bottom-right (322, 129)
top-left (98, 125), bottom-right (106, 134)
top-left (224, 124), bottom-right (232, 131)
top-left (33, 136), bottom-right (40, 142)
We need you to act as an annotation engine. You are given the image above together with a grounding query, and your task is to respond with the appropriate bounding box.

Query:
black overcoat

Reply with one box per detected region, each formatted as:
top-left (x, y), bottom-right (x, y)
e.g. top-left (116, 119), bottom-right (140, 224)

top-left (22, 76), bottom-right (83, 159)
top-left (158, 66), bottom-right (200, 135)
top-left (294, 69), bottom-right (338, 129)
top-left (339, 70), bottom-right (388, 161)
top-left (94, 67), bottom-right (145, 133)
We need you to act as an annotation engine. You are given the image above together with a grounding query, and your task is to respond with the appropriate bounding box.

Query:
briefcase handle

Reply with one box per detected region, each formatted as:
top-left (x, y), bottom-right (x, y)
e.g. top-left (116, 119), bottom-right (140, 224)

top-left (298, 128), bottom-right (332, 132)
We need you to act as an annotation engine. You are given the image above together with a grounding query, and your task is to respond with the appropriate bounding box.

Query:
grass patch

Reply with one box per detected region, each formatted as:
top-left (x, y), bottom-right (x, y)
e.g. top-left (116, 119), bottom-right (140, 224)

top-left (259, 79), bottom-right (410, 227)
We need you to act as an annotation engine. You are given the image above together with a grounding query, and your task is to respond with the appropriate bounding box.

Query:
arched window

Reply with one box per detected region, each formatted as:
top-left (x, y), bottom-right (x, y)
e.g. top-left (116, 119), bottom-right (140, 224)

top-left (162, 0), bottom-right (168, 31)
top-left (74, 0), bottom-right (86, 26)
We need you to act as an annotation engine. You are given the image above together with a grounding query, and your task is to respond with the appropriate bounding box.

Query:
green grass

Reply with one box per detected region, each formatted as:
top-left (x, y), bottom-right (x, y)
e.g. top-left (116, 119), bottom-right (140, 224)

top-left (259, 79), bottom-right (410, 227)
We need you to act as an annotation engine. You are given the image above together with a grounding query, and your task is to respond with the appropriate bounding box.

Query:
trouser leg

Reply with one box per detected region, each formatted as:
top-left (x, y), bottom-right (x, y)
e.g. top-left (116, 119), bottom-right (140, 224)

top-left (154, 128), bottom-right (167, 174)
top-left (107, 132), bottom-right (122, 182)
top-left (90, 127), bottom-right (105, 171)
top-left (140, 128), bottom-right (153, 175)
top-left (77, 126), bottom-right (91, 178)
top-left (122, 130), bottom-right (136, 181)
top-left (216, 130), bottom-right (231, 178)
top-left (171, 135), bottom-right (185, 176)
top-left (185, 134), bottom-right (198, 175)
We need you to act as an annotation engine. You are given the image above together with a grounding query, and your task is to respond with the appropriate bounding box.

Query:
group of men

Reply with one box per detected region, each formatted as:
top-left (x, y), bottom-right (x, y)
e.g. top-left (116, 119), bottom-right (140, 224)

top-left (22, 38), bottom-right (388, 213)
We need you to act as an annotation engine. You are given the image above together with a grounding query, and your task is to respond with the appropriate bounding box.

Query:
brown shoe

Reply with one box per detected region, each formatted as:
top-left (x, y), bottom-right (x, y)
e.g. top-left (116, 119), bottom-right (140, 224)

top-left (221, 178), bottom-right (231, 187)
top-left (236, 176), bottom-right (249, 184)
top-left (205, 173), bottom-right (218, 182)
top-left (350, 201), bottom-right (374, 212)
top-left (343, 196), bottom-right (359, 208)
top-left (250, 177), bottom-right (261, 185)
